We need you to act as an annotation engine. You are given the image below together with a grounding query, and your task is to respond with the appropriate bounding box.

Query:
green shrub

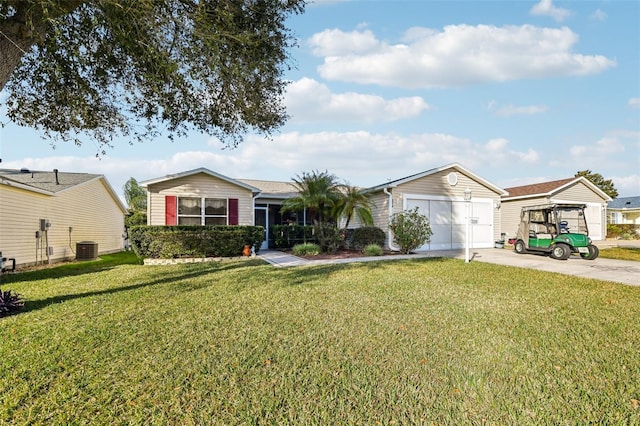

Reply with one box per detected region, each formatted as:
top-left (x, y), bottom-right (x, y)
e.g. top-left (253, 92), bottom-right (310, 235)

top-left (362, 243), bottom-right (384, 256)
top-left (292, 243), bottom-right (320, 256)
top-left (389, 207), bottom-right (433, 254)
top-left (125, 211), bottom-right (147, 228)
top-left (343, 226), bottom-right (386, 250)
top-left (0, 289), bottom-right (24, 317)
top-left (607, 224), bottom-right (640, 239)
top-left (313, 222), bottom-right (344, 253)
top-left (129, 225), bottom-right (264, 258)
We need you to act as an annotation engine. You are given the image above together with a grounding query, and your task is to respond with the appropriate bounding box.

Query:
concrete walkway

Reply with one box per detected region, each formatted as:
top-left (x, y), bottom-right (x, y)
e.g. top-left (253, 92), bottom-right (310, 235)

top-left (259, 242), bottom-right (640, 286)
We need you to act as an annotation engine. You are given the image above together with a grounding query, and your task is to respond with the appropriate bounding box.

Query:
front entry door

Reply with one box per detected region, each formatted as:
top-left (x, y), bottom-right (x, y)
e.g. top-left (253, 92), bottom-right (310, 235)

top-left (255, 207), bottom-right (268, 250)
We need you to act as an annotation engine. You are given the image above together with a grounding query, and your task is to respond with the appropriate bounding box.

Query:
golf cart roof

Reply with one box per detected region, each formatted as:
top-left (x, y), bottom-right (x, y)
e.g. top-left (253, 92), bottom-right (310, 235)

top-left (521, 203), bottom-right (586, 212)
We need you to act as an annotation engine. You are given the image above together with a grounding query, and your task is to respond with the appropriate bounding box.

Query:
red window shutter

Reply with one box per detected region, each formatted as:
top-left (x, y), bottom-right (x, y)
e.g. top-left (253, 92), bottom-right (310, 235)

top-left (165, 196), bottom-right (177, 225)
top-left (228, 198), bottom-right (239, 225)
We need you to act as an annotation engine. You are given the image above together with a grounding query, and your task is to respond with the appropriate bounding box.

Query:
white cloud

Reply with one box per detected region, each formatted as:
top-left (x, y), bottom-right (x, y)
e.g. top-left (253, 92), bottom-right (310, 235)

top-left (530, 0), bottom-right (571, 22)
top-left (3, 131), bottom-right (541, 198)
top-left (308, 28), bottom-right (379, 56)
top-left (492, 104), bottom-right (548, 117)
top-left (590, 9), bottom-right (607, 22)
top-left (284, 78), bottom-right (430, 123)
top-left (552, 131), bottom-right (639, 191)
top-left (629, 98), bottom-right (640, 109)
top-left (309, 25), bottom-right (615, 88)
top-left (612, 175), bottom-right (640, 197)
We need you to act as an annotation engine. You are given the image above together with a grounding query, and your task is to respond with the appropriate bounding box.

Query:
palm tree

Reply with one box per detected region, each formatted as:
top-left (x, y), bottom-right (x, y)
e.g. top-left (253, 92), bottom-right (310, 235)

top-left (123, 177), bottom-right (147, 212)
top-left (334, 184), bottom-right (374, 229)
top-left (281, 170), bottom-right (342, 224)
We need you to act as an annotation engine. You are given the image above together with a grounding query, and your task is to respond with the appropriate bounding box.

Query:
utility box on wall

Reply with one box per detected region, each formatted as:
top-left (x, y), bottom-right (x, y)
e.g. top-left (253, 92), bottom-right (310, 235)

top-left (76, 241), bottom-right (98, 260)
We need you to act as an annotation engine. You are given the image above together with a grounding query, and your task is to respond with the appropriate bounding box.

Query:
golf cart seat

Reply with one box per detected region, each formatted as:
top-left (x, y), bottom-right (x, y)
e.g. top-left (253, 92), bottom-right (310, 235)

top-left (532, 224), bottom-right (552, 239)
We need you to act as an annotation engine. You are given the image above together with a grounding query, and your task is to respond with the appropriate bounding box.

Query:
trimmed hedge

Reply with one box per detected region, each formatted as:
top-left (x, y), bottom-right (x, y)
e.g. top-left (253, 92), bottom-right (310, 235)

top-left (271, 224), bottom-right (386, 251)
top-left (129, 225), bottom-right (264, 259)
top-left (343, 226), bottom-right (386, 250)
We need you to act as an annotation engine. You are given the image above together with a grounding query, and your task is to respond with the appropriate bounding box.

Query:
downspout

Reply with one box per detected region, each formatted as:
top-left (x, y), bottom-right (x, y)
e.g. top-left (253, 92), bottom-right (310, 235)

top-left (383, 187), bottom-right (400, 251)
top-left (252, 191), bottom-right (261, 252)
top-left (252, 192), bottom-right (260, 225)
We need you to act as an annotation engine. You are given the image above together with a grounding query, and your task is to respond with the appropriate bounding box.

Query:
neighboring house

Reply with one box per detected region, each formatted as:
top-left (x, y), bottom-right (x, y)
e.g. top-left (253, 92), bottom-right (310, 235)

top-left (607, 196), bottom-right (640, 225)
top-left (363, 163), bottom-right (507, 250)
top-left (501, 177), bottom-right (611, 241)
top-left (0, 168), bottom-right (127, 267)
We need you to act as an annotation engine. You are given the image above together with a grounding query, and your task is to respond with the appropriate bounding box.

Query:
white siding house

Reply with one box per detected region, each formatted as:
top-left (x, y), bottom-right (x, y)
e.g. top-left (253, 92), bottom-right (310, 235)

top-left (0, 169), bottom-right (127, 268)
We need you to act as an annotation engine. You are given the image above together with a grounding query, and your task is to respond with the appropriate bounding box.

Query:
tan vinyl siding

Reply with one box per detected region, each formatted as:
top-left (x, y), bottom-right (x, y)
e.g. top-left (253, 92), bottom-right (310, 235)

top-left (550, 182), bottom-right (604, 203)
top-left (147, 173), bottom-right (254, 226)
top-left (397, 171), bottom-right (498, 202)
top-left (360, 191), bottom-right (394, 248)
top-left (0, 179), bottom-right (125, 267)
top-left (500, 197), bottom-right (547, 239)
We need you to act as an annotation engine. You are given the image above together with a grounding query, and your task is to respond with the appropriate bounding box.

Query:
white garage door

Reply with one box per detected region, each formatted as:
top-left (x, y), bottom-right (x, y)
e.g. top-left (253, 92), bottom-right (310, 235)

top-left (406, 197), bottom-right (493, 251)
top-left (584, 204), bottom-right (602, 240)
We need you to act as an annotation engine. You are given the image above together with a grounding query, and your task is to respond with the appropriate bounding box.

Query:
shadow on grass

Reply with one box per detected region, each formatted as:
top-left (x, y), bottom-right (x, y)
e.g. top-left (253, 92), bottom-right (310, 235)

top-left (276, 256), bottom-right (453, 287)
top-left (17, 258), bottom-right (264, 314)
top-left (0, 252), bottom-right (142, 284)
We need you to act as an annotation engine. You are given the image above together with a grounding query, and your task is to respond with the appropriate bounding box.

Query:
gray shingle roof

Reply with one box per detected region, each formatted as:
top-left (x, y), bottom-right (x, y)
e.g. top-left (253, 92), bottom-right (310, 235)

top-left (0, 169), bottom-right (101, 194)
top-left (608, 196), bottom-right (640, 209)
top-left (236, 179), bottom-right (298, 197)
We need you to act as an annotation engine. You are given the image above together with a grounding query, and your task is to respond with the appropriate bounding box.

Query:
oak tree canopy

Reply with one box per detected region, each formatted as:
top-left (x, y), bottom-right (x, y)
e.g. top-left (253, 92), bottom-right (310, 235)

top-left (0, 0), bottom-right (306, 152)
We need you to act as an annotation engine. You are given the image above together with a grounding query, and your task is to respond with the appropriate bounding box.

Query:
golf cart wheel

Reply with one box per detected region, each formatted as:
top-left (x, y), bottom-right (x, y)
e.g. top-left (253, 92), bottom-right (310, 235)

top-left (550, 244), bottom-right (570, 260)
top-left (514, 240), bottom-right (527, 254)
top-left (580, 244), bottom-right (599, 260)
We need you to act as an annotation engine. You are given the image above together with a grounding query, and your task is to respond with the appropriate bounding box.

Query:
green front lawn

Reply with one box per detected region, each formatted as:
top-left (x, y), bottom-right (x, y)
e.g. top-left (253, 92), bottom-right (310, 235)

top-left (1, 253), bottom-right (639, 424)
top-left (599, 246), bottom-right (640, 262)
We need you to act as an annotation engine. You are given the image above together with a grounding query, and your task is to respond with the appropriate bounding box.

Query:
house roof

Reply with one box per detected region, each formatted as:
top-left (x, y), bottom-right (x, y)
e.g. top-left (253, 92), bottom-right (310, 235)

top-left (139, 167), bottom-right (261, 193)
top-left (608, 196), bottom-right (640, 210)
top-left (502, 176), bottom-right (611, 201)
top-left (364, 163), bottom-right (508, 196)
top-left (237, 179), bottom-right (299, 198)
top-left (0, 168), bottom-right (100, 194)
top-left (0, 168), bottom-right (127, 212)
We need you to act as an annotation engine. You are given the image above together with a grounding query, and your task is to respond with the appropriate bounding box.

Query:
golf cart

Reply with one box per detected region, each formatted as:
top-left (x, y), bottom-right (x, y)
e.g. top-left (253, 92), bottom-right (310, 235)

top-left (514, 203), bottom-right (599, 260)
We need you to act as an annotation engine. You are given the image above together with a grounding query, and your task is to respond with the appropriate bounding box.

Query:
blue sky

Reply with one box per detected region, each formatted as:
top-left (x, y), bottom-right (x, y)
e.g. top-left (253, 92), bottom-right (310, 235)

top-left (1, 0), bottom-right (639, 199)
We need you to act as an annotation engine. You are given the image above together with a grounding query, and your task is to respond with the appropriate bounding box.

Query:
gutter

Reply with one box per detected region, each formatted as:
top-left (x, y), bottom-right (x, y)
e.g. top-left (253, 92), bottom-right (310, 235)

top-left (383, 187), bottom-right (400, 251)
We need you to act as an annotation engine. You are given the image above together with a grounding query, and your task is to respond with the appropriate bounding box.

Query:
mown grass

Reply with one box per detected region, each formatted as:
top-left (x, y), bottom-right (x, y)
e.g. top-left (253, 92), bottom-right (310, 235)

top-left (1, 252), bottom-right (639, 424)
top-left (599, 246), bottom-right (640, 262)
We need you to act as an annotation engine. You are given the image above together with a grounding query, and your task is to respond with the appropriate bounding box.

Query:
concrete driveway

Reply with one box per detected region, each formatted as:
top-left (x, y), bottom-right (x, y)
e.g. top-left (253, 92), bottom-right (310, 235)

top-left (456, 247), bottom-right (640, 286)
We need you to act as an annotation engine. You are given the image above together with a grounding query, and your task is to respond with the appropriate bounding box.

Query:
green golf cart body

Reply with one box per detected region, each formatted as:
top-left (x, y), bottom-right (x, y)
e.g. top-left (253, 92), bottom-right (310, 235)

top-left (514, 203), bottom-right (599, 260)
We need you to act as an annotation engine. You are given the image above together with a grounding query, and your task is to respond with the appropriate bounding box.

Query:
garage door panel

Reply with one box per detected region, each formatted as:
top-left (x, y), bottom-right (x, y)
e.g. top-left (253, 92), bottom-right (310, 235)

top-left (430, 201), bottom-right (452, 224)
top-left (405, 197), bottom-right (493, 250)
top-left (584, 204), bottom-right (602, 240)
top-left (406, 199), bottom-right (428, 214)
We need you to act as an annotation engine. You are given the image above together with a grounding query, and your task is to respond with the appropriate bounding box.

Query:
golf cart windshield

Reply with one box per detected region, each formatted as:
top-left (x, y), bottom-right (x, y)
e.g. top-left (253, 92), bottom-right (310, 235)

top-left (554, 207), bottom-right (588, 236)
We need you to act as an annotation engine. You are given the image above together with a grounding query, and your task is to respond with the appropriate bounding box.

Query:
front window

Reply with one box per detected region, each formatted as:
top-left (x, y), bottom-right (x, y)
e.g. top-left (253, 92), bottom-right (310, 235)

top-left (178, 197), bottom-right (227, 225)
